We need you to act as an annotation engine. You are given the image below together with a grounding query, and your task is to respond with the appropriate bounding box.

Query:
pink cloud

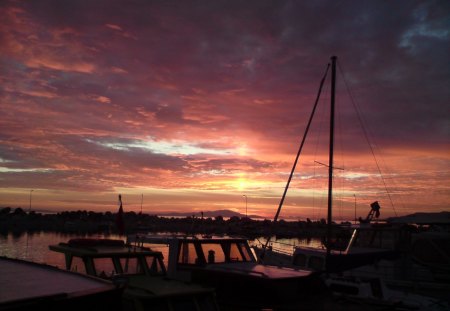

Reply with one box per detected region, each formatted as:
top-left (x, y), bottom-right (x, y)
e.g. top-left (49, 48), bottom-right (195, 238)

top-left (25, 58), bottom-right (95, 73)
top-left (105, 23), bottom-right (123, 31)
top-left (89, 95), bottom-right (111, 104)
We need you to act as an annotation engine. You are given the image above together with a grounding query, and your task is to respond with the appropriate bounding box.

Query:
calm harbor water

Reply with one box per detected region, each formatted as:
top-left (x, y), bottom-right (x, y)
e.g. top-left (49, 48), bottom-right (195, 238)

top-left (0, 231), bottom-right (322, 269)
top-left (0, 231), bottom-right (122, 268)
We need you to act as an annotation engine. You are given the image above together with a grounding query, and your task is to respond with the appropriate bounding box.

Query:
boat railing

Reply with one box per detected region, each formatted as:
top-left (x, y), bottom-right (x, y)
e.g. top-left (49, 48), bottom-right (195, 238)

top-left (127, 233), bottom-right (198, 246)
top-left (251, 238), bottom-right (295, 256)
top-left (344, 229), bottom-right (358, 254)
top-left (68, 238), bottom-right (126, 247)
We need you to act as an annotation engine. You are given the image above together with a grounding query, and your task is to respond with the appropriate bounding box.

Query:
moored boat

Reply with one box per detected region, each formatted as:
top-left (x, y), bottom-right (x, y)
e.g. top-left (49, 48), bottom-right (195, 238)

top-left (127, 233), bottom-right (331, 310)
top-left (256, 57), bottom-right (400, 274)
top-left (254, 56), bottom-right (450, 308)
top-left (49, 238), bottom-right (219, 311)
top-left (0, 255), bottom-right (122, 311)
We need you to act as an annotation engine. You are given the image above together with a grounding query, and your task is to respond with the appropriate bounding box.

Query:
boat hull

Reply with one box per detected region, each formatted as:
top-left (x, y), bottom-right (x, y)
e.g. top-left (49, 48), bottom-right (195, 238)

top-left (182, 263), bottom-right (330, 309)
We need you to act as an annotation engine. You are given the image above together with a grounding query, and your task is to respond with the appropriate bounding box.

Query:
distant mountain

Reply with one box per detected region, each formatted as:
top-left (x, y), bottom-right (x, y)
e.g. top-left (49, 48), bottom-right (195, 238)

top-left (387, 211), bottom-right (450, 224)
top-left (0, 206), bottom-right (264, 219)
top-left (154, 209), bottom-right (263, 219)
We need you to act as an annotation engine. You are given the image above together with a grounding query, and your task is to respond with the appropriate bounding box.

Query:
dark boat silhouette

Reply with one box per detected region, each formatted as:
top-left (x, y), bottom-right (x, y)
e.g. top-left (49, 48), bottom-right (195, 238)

top-left (128, 233), bottom-right (330, 310)
top-left (0, 256), bottom-right (122, 311)
top-left (49, 238), bottom-right (219, 311)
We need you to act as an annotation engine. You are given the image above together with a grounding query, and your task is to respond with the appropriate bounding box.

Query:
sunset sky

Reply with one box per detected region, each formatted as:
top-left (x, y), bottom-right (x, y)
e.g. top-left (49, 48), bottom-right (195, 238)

top-left (1, 0), bottom-right (449, 220)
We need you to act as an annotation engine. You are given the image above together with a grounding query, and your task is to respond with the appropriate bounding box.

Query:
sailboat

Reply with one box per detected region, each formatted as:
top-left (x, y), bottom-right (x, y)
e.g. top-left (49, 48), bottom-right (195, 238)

top-left (254, 56), bottom-right (450, 309)
top-left (258, 56), bottom-right (399, 273)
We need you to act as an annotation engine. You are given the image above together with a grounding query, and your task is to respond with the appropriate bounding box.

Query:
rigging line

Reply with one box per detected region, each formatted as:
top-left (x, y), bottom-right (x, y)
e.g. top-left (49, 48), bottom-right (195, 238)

top-left (260, 62), bottom-right (331, 261)
top-left (373, 157), bottom-right (408, 213)
top-left (336, 95), bottom-right (345, 222)
top-left (273, 62), bottom-right (330, 222)
top-left (313, 157), bottom-right (317, 220)
top-left (337, 61), bottom-right (398, 216)
top-left (312, 72), bottom-right (330, 220)
top-left (352, 105), bottom-right (409, 213)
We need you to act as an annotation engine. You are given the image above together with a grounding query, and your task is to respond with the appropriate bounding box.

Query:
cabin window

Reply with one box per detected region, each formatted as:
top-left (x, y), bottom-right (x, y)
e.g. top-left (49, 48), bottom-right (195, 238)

top-left (229, 243), bottom-right (244, 261)
top-left (178, 242), bottom-right (199, 265)
top-left (239, 243), bottom-right (253, 261)
top-left (70, 256), bottom-right (88, 274)
top-left (308, 256), bottom-right (325, 271)
top-left (293, 254), bottom-right (307, 267)
top-left (93, 258), bottom-right (116, 277)
top-left (119, 257), bottom-right (145, 275)
top-left (200, 243), bottom-right (225, 264)
top-left (145, 256), bottom-right (165, 275)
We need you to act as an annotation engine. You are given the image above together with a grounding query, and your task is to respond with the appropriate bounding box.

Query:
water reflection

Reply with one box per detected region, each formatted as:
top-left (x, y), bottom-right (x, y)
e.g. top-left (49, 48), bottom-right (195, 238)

top-left (0, 231), bottom-right (123, 268)
top-left (0, 231), bottom-right (322, 269)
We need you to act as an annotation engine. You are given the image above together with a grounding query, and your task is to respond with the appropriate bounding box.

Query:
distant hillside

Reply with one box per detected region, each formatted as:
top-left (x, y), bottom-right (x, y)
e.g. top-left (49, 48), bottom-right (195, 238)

top-left (387, 211), bottom-right (450, 224)
top-left (155, 209), bottom-right (263, 219)
top-left (0, 206), bottom-right (264, 219)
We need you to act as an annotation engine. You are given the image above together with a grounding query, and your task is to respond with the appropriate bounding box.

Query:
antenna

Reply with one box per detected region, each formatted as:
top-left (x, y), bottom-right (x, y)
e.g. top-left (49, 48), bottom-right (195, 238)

top-left (243, 195), bottom-right (248, 217)
top-left (25, 189), bottom-right (34, 260)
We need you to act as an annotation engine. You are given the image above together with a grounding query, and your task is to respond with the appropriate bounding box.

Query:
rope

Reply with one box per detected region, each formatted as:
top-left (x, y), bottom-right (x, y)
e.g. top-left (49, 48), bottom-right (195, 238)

top-left (260, 63), bottom-right (331, 261)
top-left (337, 61), bottom-right (398, 216)
top-left (312, 75), bottom-right (330, 221)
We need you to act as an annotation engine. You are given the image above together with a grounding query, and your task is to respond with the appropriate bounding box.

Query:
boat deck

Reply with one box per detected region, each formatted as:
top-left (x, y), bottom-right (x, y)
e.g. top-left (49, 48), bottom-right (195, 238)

top-left (50, 243), bottom-right (159, 258)
top-left (204, 262), bottom-right (313, 278)
top-left (0, 256), bottom-right (116, 305)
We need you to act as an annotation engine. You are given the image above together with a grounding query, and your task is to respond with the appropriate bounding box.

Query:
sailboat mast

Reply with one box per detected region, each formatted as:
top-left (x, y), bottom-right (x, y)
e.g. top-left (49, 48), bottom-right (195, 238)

top-left (259, 63), bottom-right (330, 262)
top-left (326, 56), bottom-right (337, 272)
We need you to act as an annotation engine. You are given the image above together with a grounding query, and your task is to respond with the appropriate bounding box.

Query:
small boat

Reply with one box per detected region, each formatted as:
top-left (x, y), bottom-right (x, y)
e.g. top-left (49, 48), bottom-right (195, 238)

top-left (292, 203), bottom-right (404, 273)
top-left (0, 255), bottom-right (122, 311)
top-left (49, 238), bottom-right (219, 311)
top-left (127, 233), bottom-right (331, 310)
top-left (256, 225), bottom-right (401, 274)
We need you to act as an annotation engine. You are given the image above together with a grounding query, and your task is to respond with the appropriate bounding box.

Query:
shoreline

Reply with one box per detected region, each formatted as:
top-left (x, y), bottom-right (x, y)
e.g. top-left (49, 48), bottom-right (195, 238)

top-left (1, 207), bottom-right (346, 239)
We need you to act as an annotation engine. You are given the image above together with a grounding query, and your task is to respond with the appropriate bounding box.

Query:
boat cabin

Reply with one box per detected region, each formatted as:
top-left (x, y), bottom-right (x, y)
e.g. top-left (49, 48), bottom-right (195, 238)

top-left (49, 238), bottom-right (219, 311)
top-left (291, 226), bottom-right (401, 273)
top-left (128, 234), bottom-right (329, 310)
top-left (127, 235), bottom-right (262, 278)
top-left (50, 238), bottom-right (166, 278)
